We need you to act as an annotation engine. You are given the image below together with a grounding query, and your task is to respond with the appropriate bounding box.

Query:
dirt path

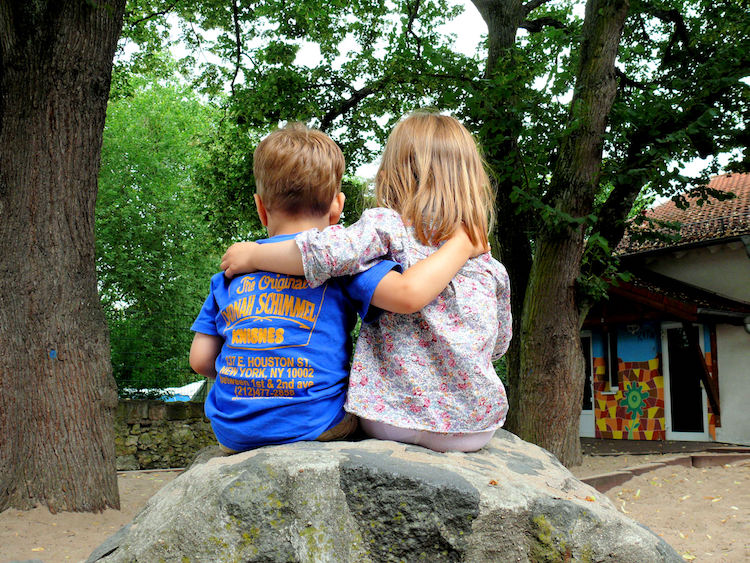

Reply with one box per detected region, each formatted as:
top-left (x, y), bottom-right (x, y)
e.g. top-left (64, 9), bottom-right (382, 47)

top-left (0, 471), bottom-right (181, 563)
top-left (1, 456), bottom-right (748, 562)
top-left (599, 460), bottom-right (749, 562)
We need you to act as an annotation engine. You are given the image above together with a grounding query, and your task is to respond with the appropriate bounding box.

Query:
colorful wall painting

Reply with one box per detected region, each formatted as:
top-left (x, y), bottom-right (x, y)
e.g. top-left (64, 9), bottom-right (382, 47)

top-left (589, 322), bottom-right (714, 441)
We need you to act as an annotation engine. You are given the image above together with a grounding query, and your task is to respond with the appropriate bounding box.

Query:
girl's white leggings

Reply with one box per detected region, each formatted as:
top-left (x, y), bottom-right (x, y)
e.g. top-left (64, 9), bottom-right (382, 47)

top-left (360, 418), bottom-right (495, 452)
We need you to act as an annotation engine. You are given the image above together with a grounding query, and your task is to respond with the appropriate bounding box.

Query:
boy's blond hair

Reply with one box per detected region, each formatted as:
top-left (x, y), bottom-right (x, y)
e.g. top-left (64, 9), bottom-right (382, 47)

top-left (254, 123), bottom-right (344, 216)
top-left (376, 112), bottom-right (494, 247)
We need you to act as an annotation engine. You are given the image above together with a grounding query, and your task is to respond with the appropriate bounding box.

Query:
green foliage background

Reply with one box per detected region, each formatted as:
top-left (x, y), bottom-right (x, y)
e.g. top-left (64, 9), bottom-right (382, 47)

top-left (97, 78), bottom-right (220, 393)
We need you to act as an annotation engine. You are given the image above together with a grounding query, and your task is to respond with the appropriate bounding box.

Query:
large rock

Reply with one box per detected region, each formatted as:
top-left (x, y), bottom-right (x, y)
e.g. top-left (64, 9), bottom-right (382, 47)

top-left (88, 430), bottom-right (681, 562)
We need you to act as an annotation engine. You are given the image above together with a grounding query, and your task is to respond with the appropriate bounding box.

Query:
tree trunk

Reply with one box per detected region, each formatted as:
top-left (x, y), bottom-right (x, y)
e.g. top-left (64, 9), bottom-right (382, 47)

top-left (471, 0), bottom-right (531, 433)
top-left (516, 0), bottom-right (629, 466)
top-left (0, 0), bottom-right (126, 512)
top-left (518, 232), bottom-right (587, 465)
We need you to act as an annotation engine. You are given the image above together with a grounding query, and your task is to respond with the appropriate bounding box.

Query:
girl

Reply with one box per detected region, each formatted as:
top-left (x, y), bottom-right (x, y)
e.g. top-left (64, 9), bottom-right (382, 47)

top-left (222, 112), bottom-right (511, 452)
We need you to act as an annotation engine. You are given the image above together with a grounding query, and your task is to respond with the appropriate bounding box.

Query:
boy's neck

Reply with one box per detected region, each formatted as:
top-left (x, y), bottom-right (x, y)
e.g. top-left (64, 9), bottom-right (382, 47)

top-left (265, 213), bottom-right (331, 237)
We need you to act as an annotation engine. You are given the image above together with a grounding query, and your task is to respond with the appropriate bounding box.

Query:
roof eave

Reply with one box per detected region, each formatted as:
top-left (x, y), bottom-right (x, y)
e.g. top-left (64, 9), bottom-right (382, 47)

top-left (619, 232), bottom-right (750, 259)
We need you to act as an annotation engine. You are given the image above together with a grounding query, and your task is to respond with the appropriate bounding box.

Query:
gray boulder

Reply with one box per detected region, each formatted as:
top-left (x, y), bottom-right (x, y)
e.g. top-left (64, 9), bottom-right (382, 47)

top-left (88, 430), bottom-right (681, 562)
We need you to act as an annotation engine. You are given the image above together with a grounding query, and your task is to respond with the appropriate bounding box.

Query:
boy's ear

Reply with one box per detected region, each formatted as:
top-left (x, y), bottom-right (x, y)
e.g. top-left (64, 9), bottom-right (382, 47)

top-left (328, 192), bottom-right (346, 225)
top-left (254, 194), bottom-right (269, 227)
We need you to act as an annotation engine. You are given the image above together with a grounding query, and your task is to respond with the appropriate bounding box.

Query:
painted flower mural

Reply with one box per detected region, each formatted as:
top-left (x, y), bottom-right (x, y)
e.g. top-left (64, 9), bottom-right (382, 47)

top-left (620, 380), bottom-right (650, 438)
top-left (621, 381), bottom-right (650, 418)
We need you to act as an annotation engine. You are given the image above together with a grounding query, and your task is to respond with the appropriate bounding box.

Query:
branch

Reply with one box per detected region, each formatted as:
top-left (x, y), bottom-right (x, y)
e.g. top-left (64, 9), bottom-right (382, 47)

top-left (596, 77), bottom-right (735, 252)
top-left (405, 0), bottom-right (423, 59)
top-left (615, 67), bottom-right (648, 90)
top-left (543, 0), bottom-right (629, 215)
top-left (314, 69), bottom-right (478, 131)
top-left (319, 83), bottom-right (380, 132)
top-left (523, 0), bottom-right (553, 16)
top-left (126, 0), bottom-right (181, 26)
top-left (229, 0), bottom-right (242, 97)
top-left (520, 17), bottom-right (566, 33)
top-left (414, 72), bottom-right (479, 85)
top-left (647, 7), bottom-right (697, 60)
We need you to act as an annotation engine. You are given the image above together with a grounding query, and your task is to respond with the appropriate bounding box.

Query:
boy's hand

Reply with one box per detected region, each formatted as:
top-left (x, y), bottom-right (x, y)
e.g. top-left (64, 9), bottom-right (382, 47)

top-left (221, 241), bottom-right (260, 278)
top-left (451, 224), bottom-right (490, 258)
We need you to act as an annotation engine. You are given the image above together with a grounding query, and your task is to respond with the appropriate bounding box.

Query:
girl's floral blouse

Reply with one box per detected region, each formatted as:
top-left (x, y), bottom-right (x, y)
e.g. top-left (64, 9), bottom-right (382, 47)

top-left (296, 208), bottom-right (511, 433)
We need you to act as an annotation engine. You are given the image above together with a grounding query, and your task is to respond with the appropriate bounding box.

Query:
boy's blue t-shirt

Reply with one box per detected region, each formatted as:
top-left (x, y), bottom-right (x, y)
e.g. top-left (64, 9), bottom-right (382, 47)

top-left (191, 233), bottom-right (399, 451)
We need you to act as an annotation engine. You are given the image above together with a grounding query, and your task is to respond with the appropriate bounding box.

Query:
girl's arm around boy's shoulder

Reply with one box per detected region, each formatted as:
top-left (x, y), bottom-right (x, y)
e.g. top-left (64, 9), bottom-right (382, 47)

top-left (221, 208), bottom-right (408, 284)
top-left (296, 208), bottom-right (408, 287)
top-left (221, 239), bottom-right (304, 278)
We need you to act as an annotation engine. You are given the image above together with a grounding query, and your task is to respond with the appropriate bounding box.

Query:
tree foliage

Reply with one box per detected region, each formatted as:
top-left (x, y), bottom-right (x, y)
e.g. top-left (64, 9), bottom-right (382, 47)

top-left (98, 78), bottom-right (219, 392)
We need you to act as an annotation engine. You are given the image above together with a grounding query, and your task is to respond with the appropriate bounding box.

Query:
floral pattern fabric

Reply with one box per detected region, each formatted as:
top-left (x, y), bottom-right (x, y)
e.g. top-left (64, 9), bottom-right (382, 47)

top-left (296, 208), bottom-right (511, 433)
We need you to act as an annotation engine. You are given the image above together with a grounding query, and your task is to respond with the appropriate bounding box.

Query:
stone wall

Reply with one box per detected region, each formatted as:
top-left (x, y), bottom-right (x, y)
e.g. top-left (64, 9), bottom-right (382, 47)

top-left (115, 400), bottom-right (217, 470)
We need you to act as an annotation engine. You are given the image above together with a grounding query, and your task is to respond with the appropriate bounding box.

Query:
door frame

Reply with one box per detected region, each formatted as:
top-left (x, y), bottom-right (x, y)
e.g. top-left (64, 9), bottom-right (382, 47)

top-left (579, 331), bottom-right (595, 438)
top-left (661, 322), bottom-right (710, 441)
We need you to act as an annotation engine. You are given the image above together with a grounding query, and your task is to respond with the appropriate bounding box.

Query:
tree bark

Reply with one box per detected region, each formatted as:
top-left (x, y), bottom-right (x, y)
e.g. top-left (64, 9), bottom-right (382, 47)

top-left (0, 0), bottom-right (126, 512)
top-left (517, 0), bottom-right (629, 466)
top-left (471, 0), bottom-right (531, 433)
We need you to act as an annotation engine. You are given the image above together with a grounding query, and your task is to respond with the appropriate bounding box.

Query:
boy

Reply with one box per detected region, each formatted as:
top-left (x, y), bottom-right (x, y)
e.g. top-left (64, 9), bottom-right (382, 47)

top-left (190, 123), bottom-right (476, 452)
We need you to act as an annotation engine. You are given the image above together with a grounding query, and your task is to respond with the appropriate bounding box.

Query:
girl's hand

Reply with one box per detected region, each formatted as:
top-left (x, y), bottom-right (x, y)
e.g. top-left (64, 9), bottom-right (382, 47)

top-left (221, 241), bottom-right (260, 278)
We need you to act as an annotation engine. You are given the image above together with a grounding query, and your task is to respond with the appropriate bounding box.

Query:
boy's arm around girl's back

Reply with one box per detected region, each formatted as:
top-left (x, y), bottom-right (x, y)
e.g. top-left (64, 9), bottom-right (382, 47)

top-left (367, 226), bottom-right (488, 314)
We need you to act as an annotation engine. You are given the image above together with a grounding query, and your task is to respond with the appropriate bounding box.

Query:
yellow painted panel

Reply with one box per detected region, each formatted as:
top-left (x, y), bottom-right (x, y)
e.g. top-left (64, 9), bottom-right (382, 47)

top-left (649, 358), bottom-right (659, 370)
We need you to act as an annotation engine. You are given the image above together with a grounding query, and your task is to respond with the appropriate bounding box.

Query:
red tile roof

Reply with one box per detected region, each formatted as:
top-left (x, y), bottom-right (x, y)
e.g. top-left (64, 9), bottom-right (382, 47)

top-left (619, 172), bottom-right (750, 254)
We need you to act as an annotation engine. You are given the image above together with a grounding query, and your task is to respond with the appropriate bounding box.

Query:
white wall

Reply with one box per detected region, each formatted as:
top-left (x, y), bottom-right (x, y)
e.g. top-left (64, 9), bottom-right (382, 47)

top-left (715, 325), bottom-right (750, 446)
top-left (644, 242), bottom-right (750, 303)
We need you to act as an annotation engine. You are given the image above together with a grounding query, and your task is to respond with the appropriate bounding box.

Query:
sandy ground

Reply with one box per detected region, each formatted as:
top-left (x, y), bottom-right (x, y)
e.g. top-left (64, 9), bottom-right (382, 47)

top-left (0, 471), bottom-right (181, 563)
top-left (1, 456), bottom-right (748, 563)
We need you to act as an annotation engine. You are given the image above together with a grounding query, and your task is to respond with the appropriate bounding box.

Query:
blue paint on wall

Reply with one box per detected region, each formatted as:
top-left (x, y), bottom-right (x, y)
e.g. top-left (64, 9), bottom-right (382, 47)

top-left (615, 322), bottom-right (660, 362)
top-left (591, 332), bottom-right (605, 357)
top-left (704, 326), bottom-right (712, 354)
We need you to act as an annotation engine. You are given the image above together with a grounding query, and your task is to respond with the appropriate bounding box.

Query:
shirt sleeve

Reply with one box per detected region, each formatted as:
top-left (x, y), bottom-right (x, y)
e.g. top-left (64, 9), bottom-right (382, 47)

top-left (191, 274), bottom-right (221, 336)
top-left (295, 208), bottom-right (407, 288)
top-left (493, 261), bottom-right (513, 360)
top-left (340, 260), bottom-right (403, 324)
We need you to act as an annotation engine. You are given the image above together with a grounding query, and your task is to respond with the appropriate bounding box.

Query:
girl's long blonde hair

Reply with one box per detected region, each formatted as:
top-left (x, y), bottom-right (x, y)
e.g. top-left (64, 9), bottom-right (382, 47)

top-left (375, 112), bottom-right (494, 247)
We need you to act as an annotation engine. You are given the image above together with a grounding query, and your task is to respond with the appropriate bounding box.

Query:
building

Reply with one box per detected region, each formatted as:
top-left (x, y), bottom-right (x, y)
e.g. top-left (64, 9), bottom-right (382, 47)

top-left (581, 173), bottom-right (750, 444)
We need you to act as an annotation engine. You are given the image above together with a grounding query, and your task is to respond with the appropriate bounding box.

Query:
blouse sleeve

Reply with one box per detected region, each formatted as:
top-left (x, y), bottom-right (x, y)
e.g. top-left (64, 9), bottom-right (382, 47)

top-left (295, 208), bottom-right (407, 288)
top-left (493, 262), bottom-right (512, 360)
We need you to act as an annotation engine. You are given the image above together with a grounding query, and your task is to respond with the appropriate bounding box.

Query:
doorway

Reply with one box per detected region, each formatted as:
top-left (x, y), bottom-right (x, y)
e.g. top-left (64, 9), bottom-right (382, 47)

top-left (662, 323), bottom-right (709, 440)
top-left (579, 333), bottom-right (595, 438)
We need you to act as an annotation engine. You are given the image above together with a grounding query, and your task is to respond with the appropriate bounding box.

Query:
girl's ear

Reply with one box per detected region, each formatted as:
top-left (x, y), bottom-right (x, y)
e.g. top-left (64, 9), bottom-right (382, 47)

top-left (328, 192), bottom-right (346, 225)
top-left (254, 194), bottom-right (269, 226)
